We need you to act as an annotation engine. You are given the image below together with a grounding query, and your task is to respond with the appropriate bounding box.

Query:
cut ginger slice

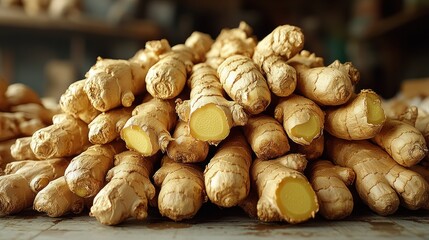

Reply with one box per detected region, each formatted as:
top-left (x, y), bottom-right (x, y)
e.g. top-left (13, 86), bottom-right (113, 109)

top-left (276, 177), bottom-right (318, 223)
top-left (190, 103), bottom-right (230, 142)
top-left (290, 115), bottom-right (321, 143)
top-left (366, 93), bottom-right (385, 124)
top-left (121, 125), bottom-right (153, 156)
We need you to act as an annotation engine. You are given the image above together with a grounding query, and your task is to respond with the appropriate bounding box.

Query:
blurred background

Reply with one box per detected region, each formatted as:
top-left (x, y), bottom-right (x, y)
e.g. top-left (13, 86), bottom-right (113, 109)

top-left (0, 0), bottom-right (428, 100)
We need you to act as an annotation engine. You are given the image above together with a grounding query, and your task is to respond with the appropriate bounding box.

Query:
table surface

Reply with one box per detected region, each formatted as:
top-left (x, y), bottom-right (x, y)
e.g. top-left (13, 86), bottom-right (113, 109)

top-left (1, 204), bottom-right (429, 240)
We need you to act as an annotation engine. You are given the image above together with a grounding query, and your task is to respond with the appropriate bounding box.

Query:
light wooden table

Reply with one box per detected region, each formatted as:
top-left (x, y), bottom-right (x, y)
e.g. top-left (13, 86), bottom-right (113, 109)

top-left (1, 204), bottom-right (428, 240)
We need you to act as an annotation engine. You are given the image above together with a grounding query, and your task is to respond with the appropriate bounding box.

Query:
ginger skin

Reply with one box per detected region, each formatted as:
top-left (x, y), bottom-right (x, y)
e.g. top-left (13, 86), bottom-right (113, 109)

top-left (274, 94), bottom-right (325, 145)
top-left (0, 158), bottom-right (69, 216)
top-left (292, 60), bottom-right (360, 106)
top-left (218, 55), bottom-right (271, 115)
top-left (0, 112), bottom-right (47, 141)
top-left (34, 176), bottom-right (85, 217)
top-left (251, 154), bottom-right (318, 223)
top-left (5, 83), bottom-right (42, 106)
top-left (121, 96), bottom-right (176, 156)
top-left (253, 25), bottom-right (305, 97)
top-left (31, 114), bottom-right (91, 159)
top-left (153, 155), bottom-right (206, 221)
top-left (325, 89), bottom-right (386, 140)
top-left (204, 129), bottom-right (252, 207)
top-left (60, 79), bottom-right (100, 124)
top-left (84, 58), bottom-right (148, 112)
top-left (308, 160), bottom-right (355, 220)
top-left (10, 137), bottom-right (40, 160)
top-left (88, 107), bottom-right (132, 145)
top-left (372, 118), bottom-right (428, 167)
top-left (326, 137), bottom-right (429, 215)
top-left (243, 114), bottom-right (290, 160)
top-left (64, 141), bottom-right (125, 198)
top-left (176, 63), bottom-right (248, 145)
top-left (90, 151), bottom-right (159, 225)
top-left (292, 135), bottom-right (324, 160)
top-left (166, 120), bottom-right (209, 163)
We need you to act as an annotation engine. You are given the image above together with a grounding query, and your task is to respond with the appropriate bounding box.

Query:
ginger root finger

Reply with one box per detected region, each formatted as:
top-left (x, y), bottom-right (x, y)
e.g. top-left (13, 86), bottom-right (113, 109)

top-left (88, 107), bottom-right (132, 145)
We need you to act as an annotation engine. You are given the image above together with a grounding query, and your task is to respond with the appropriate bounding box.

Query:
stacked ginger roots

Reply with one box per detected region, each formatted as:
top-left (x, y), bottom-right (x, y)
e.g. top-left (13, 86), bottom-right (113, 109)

top-left (1, 22), bottom-right (429, 226)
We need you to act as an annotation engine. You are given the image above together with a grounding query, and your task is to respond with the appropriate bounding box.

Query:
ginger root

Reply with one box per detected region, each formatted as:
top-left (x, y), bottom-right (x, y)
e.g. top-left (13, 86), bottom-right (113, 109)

top-left (204, 129), bottom-right (252, 207)
top-left (88, 107), bottom-right (132, 145)
top-left (121, 96), bottom-right (176, 156)
top-left (31, 114), bottom-right (91, 159)
top-left (90, 151), bottom-right (159, 225)
top-left (10, 137), bottom-right (40, 160)
top-left (60, 79), bottom-right (101, 124)
top-left (326, 137), bottom-right (429, 215)
top-left (175, 63), bottom-right (248, 144)
top-left (153, 155), bottom-right (206, 221)
top-left (34, 176), bottom-right (85, 217)
top-left (325, 89), bottom-right (386, 140)
top-left (5, 83), bottom-right (42, 106)
top-left (251, 154), bottom-right (318, 223)
top-left (218, 55), bottom-right (271, 115)
top-left (166, 120), bottom-right (209, 163)
top-left (64, 141), bottom-right (125, 198)
top-left (274, 94), bottom-right (325, 145)
top-left (308, 160), bottom-right (355, 220)
top-left (243, 114), bottom-right (290, 160)
top-left (0, 158), bottom-right (69, 216)
top-left (291, 135), bottom-right (324, 161)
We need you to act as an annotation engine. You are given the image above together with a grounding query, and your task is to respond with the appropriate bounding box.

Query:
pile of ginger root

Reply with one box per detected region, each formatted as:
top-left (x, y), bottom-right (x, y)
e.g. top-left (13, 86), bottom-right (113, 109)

top-left (0, 21), bottom-right (428, 226)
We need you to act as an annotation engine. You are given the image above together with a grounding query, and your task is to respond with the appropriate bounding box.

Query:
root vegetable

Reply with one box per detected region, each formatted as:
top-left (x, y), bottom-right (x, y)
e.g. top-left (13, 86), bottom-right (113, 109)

top-left (204, 129), bottom-right (252, 207)
top-left (130, 39), bottom-right (171, 66)
top-left (243, 114), bottom-right (290, 159)
top-left (166, 120), bottom-right (209, 163)
top-left (121, 96), bottom-right (176, 156)
top-left (10, 137), bottom-right (39, 160)
top-left (5, 83), bottom-right (42, 106)
top-left (251, 153), bottom-right (318, 223)
top-left (325, 89), bottom-right (386, 140)
top-left (292, 135), bottom-right (324, 161)
top-left (88, 107), bottom-right (132, 145)
top-left (31, 114), bottom-right (90, 159)
top-left (184, 31), bottom-right (214, 63)
top-left (34, 176), bottom-right (85, 217)
top-left (326, 137), bottom-right (429, 215)
top-left (287, 50), bottom-right (324, 68)
top-left (218, 55), bottom-right (271, 115)
top-left (0, 138), bottom-right (16, 167)
top-left (308, 160), bottom-right (355, 220)
top-left (0, 112), bottom-right (46, 141)
top-left (153, 155), bottom-right (206, 221)
top-left (90, 151), bottom-right (159, 225)
top-left (64, 141), bottom-right (125, 198)
top-left (60, 79), bottom-right (100, 124)
top-left (253, 25), bottom-right (304, 97)
top-left (372, 119), bottom-right (428, 167)
top-left (84, 58), bottom-right (148, 112)
top-left (10, 103), bottom-right (55, 125)
top-left (176, 63), bottom-right (248, 144)
top-left (274, 94), bottom-right (324, 145)
top-left (0, 158), bottom-right (69, 216)
top-left (292, 60), bottom-right (360, 106)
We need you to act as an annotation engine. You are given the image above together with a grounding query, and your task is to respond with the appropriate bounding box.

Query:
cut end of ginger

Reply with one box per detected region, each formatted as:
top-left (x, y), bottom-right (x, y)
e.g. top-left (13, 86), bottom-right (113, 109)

top-left (190, 103), bottom-right (230, 142)
top-left (276, 177), bottom-right (318, 223)
top-left (121, 125), bottom-right (153, 155)
top-left (366, 93), bottom-right (385, 125)
top-left (291, 115), bottom-right (321, 143)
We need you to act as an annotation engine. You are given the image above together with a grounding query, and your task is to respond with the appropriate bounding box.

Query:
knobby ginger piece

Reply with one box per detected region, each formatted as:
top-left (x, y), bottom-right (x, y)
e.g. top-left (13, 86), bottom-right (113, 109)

top-left (34, 176), bottom-right (85, 217)
top-left (204, 129), bottom-right (252, 207)
top-left (121, 96), bottom-right (176, 156)
top-left (291, 134), bottom-right (324, 160)
top-left (90, 151), bottom-right (159, 225)
top-left (64, 141), bottom-right (125, 198)
top-left (274, 94), bottom-right (324, 145)
top-left (175, 63), bottom-right (248, 145)
top-left (243, 114), bottom-right (290, 160)
top-left (218, 55), bottom-right (271, 115)
top-left (31, 114), bottom-right (90, 159)
top-left (326, 137), bottom-right (429, 215)
top-left (5, 83), bottom-right (42, 106)
top-left (153, 155), bottom-right (207, 221)
top-left (325, 89), bottom-right (386, 140)
top-left (60, 79), bottom-right (101, 124)
top-left (251, 154), bottom-right (318, 223)
top-left (166, 120), bottom-right (209, 163)
top-left (0, 158), bottom-right (69, 216)
top-left (10, 137), bottom-right (40, 160)
top-left (308, 160), bottom-right (355, 220)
